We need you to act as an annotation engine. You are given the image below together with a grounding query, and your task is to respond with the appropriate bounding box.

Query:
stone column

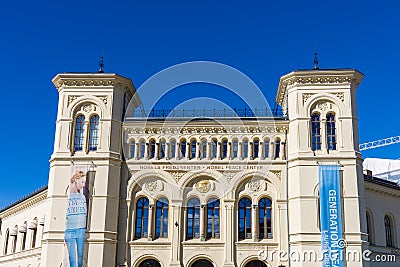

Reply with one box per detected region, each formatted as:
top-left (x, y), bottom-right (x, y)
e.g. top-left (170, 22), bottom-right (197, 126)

top-left (200, 204), bottom-right (206, 241)
top-left (259, 142), bottom-right (264, 159)
top-left (145, 143), bottom-right (149, 159)
top-left (228, 142), bottom-right (232, 159)
top-left (223, 200), bottom-right (235, 267)
top-left (175, 143), bottom-right (180, 160)
top-left (270, 141), bottom-right (274, 160)
top-left (170, 200), bottom-right (182, 267)
top-left (321, 118), bottom-right (327, 151)
top-left (155, 142), bottom-right (160, 159)
top-left (134, 142), bottom-right (139, 160)
top-left (185, 142), bottom-right (190, 159)
top-left (147, 204), bottom-right (154, 241)
top-left (217, 142), bottom-right (222, 159)
top-left (252, 204), bottom-right (258, 241)
top-left (238, 142), bottom-right (242, 160)
top-left (165, 142), bottom-right (169, 159)
top-left (125, 200), bottom-right (131, 266)
top-left (249, 142), bottom-right (254, 159)
top-left (84, 120), bottom-right (90, 153)
top-left (207, 142), bottom-right (211, 159)
top-left (196, 142), bottom-right (201, 159)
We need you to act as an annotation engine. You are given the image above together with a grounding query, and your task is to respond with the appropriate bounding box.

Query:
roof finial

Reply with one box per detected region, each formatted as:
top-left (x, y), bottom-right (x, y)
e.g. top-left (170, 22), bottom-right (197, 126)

top-left (313, 49), bottom-right (319, 70)
top-left (98, 52), bottom-right (104, 73)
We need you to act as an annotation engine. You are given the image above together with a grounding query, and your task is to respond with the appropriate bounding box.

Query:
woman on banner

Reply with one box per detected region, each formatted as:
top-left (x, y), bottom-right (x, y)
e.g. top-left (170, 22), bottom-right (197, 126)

top-left (65, 171), bottom-right (87, 267)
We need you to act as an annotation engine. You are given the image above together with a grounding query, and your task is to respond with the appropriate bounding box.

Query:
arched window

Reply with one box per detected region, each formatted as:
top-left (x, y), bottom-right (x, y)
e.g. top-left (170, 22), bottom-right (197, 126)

top-left (207, 198), bottom-right (220, 239)
top-left (139, 259), bottom-right (161, 267)
top-left (326, 113), bottom-right (337, 151)
top-left (160, 140), bottom-right (166, 158)
top-left (180, 139), bottom-right (187, 158)
top-left (155, 198), bottom-right (168, 238)
top-left (232, 139), bottom-right (239, 158)
top-left (243, 139), bottom-right (249, 158)
top-left (190, 140), bottom-right (197, 159)
top-left (186, 198), bottom-right (200, 239)
top-left (139, 140), bottom-right (146, 159)
top-left (149, 140), bottom-right (156, 159)
top-left (384, 215), bottom-right (394, 247)
top-left (366, 211), bottom-right (373, 244)
top-left (170, 139), bottom-right (176, 158)
top-left (244, 260), bottom-right (268, 267)
top-left (222, 139), bottom-right (228, 159)
top-left (3, 229), bottom-right (9, 255)
top-left (274, 139), bottom-right (281, 159)
top-left (135, 197), bottom-right (149, 238)
top-left (263, 139), bottom-right (269, 158)
top-left (311, 113), bottom-right (321, 151)
top-left (74, 115), bottom-right (85, 152)
top-left (130, 141), bottom-right (135, 159)
top-left (211, 139), bottom-right (217, 159)
top-left (88, 115), bottom-right (99, 151)
top-left (253, 139), bottom-right (259, 158)
top-left (238, 197), bottom-right (252, 240)
top-left (191, 259), bottom-right (214, 267)
top-left (201, 139), bottom-right (207, 159)
top-left (259, 198), bottom-right (272, 239)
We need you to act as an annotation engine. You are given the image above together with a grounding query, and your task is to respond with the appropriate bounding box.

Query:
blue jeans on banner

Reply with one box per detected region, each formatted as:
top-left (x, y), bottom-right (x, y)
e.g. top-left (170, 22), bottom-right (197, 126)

top-left (65, 228), bottom-right (86, 267)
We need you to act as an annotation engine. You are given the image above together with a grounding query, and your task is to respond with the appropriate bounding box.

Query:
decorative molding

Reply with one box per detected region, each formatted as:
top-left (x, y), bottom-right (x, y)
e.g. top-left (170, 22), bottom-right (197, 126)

top-left (145, 181), bottom-right (158, 192)
top-left (195, 180), bottom-right (211, 193)
top-left (302, 93), bottom-right (314, 104)
top-left (248, 180), bottom-right (263, 192)
top-left (223, 171), bottom-right (238, 181)
top-left (168, 171), bottom-right (186, 181)
top-left (81, 103), bottom-right (98, 113)
top-left (332, 92), bottom-right (345, 102)
top-left (270, 170), bottom-right (282, 180)
top-left (56, 79), bottom-right (114, 88)
top-left (68, 95), bottom-right (79, 106)
top-left (317, 102), bottom-right (332, 111)
top-left (0, 190), bottom-right (47, 219)
top-left (97, 96), bottom-right (108, 105)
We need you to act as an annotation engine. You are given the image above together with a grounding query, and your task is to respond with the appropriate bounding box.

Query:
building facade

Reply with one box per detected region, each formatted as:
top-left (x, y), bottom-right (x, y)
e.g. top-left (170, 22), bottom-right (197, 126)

top-left (0, 68), bottom-right (399, 267)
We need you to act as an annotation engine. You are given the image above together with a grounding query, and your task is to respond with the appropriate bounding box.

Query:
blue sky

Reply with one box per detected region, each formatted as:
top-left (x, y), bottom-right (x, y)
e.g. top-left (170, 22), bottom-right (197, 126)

top-left (0, 0), bottom-right (399, 208)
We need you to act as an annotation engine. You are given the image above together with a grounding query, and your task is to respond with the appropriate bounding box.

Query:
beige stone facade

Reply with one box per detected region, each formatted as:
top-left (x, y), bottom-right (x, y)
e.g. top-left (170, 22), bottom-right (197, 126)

top-left (0, 68), bottom-right (399, 267)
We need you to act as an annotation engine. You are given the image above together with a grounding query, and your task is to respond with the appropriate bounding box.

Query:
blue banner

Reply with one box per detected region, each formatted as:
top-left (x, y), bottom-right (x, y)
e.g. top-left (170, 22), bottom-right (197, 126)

top-left (319, 165), bottom-right (344, 267)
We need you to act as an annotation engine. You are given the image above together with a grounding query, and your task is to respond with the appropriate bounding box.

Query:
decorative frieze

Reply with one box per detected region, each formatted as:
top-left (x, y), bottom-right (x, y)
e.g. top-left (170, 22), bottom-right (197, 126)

top-left (68, 95), bottom-right (79, 106)
top-left (332, 92), bottom-right (345, 102)
top-left (168, 171), bottom-right (186, 181)
top-left (270, 170), bottom-right (282, 180)
top-left (302, 93), bottom-right (314, 104)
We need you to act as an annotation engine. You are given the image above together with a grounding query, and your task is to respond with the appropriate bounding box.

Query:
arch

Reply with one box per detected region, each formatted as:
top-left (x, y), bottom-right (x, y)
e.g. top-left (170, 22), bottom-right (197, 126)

top-left (191, 259), bottom-right (214, 267)
top-left (189, 138), bottom-right (197, 159)
top-left (169, 138), bottom-right (177, 158)
top-left (366, 209), bottom-right (374, 244)
top-left (305, 94), bottom-right (346, 117)
top-left (88, 114), bottom-right (100, 151)
top-left (67, 96), bottom-right (108, 119)
top-left (311, 113), bottom-right (321, 151)
top-left (232, 138), bottom-right (239, 159)
top-left (73, 115), bottom-right (85, 152)
top-left (148, 138), bottom-right (156, 159)
top-left (243, 260), bottom-right (268, 267)
top-left (238, 197), bottom-right (252, 240)
top-left (187, 255), bottom-right (216, 267)
top-left (221, 138), bottom-right (228, 159)
top-left (155, 198), bottom-right (169, 238)
top-left (232, 171), bottom-right (280, 198)
top-left (384, 214), bottom-right (395, 247)
top-left (127, 170), bottom-right (175, 200)
top-left (159, 138), bottom-right (166, 159)
top-left (206, 198), bottom-right (220, 239)
top-left (326, 113), bottom-right (337, 151)
top-left (129, 139), bottom-right (136, 159)
top-left (186, 197), bottom-right (200, 240)
top-left (258, 197), bottom-right (272, 239)
top-left (200, 138), bottom-right (208, 159)
top-left (134, 256), bottom-right (163, 267)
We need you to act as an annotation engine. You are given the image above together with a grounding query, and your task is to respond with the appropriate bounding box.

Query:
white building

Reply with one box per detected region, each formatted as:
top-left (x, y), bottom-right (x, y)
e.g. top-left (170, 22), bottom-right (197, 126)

top-left (0, 68), bottom-right (399, 267)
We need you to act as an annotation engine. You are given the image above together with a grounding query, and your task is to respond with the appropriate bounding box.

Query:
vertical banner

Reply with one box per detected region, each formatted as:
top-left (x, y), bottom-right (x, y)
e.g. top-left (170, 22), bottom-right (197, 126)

top-left (319, 165), bottom-right (344, 267)
top-left (62, 164), bottom-right (93, 267)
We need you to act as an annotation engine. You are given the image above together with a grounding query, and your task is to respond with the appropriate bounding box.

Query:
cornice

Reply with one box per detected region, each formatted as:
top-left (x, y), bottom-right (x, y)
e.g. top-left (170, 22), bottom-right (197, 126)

top-left (364, 180), bottom-right (400, 199)
top-left (0, 189), bottom-right (47, 219)
top-left (276, 69), bottom-right (364, 106)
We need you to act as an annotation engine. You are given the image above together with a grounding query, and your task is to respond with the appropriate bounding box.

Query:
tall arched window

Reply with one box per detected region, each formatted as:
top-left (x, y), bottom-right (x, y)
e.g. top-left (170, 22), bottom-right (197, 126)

top-left (384, 215), bottom-right (394, 247)
top-left (326, 113), bottom-right (337, 151)
top-left (222, 139), bottom-right (228, 159)
top-left (130, 141), bottom-right (135, 159)
top-left (139, 140), bottom-right (146, 159)
top-left (311, 113), bottom-right (321, 151)
top-left (190, 140), bottom-right (197, 159)
top-left (232, 139), bottom-right (239, 158)
top-left (207, 198), bottom-right (220, 239)
top-left (135, 197), bottom-right (149, 238)
top-left (3, 229), bottom-right (9, 255)
top-left (88, 115), bottom-right (99, 151)
top-left (155, 198), bottom-right (168, 238)
top-left (238, 197), bottom-right (252, 240)
top-left (186, 198), bottom-right (200, 239)
top-left (211, 139), bottom-right (217, 159)
top-left (170, 139), bottom-right (176, 158)
top-left (149, 140), bottom-right (156, 159)
top-left (263, 139), bottom-right (270, 158)
top-left (180, 139), bottom-right (187, 158)
top-left (201, 139), bottom-right (207, 159)
top-left (243, 139), bottom-right (249, 158)
top-left (74, 115), bottom-right (85, 152)
top-left (253, 139), bottom-right (259, 158)
top-left (259, 198), bottom-right (272, 239)
top-left (366, 211), bottom-right (373, 244)
top-left (274, 139), bottom-right (281, 159)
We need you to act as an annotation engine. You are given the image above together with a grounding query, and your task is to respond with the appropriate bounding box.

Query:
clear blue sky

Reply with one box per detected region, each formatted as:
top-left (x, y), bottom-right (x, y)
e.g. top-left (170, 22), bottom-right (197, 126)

top-left (1, 0), bottom-right (399, 208)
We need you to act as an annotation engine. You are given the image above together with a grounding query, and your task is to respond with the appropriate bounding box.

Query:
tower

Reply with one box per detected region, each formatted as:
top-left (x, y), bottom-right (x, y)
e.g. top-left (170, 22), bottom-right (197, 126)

top-left (277, 69), bottom-right (366, 266)
top-left (41, 72), bottom-right (140, 267)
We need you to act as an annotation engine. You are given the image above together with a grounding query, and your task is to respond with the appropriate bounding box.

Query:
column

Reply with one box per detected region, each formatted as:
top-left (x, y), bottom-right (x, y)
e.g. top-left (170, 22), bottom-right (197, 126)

top-left (170, 200), bottom-right (182, 267)
top-left (200, 204), bottom-right (206, 241)
top-left (185, 142), bottom-right (190, 159)
top-left (175, 143), bottom-right (180, 160)
top-left (217, 142), bottom-right (221, 159)
top-left (281, 141), bottom-right (286, 160)
top-left (125, 200), bottom-right (131, 266)
top-left (249, 142), bottom-right (254, 159)
top-left (147, 204), bottom-right (154, 241)
top-left (259, 142), bottom-right (264, 159)
top-left (196, 142), bottom-right (201, 159)
top-left (145, 143), bottom-right (149, 159)
top-left (238, 142), bottom-right (242, 160)
top-left (269, 141), bottom-right (274, 160)
top-left (321, 119), bottom-right (327, 151)
top-left (134, 142), bottom-right (139, 160)
top-left (165, 142), bottom-right (170, 159)
top-left (206, 142), bottom-right (211, 159)
top-left (228, 142), bottom-right (232, 159)
top-left (252, 204), bottom-right (258, 241)
top-left (155, 142), bottom-right (160, 159)
top-left (84, 121), bottom-right (90, 153)
top-left (223, 200), bottom-right (235, 267)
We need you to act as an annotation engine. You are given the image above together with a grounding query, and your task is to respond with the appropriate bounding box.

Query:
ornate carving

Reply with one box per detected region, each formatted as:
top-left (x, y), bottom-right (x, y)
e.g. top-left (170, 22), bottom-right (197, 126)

top-left (270, 170), bottom-right (282, 180)
top-left (81, 104), bottom-right (97, 113)
top-left (60, 79), bottom-right (114, 87)
top-left (248, 180), bottom-right (263, 192)
top-left (302, 93), bottom-right (314, 104)
top-left (317, 102), bottom-right (331, 111)
top-left (145, 181), bottom-right (158, 192)
top-left (169, 171), bottom-right (186, 181)
top-left (195, 180), bottom-right (211, 193)
top-left (223, 171), bottom-right (238, 181)
top-left (332, 92), bottom-right (344, 102)
top-left (97, 96), bottom-right (108, 105)
top-left (68, 95), bottom-right (79, 106)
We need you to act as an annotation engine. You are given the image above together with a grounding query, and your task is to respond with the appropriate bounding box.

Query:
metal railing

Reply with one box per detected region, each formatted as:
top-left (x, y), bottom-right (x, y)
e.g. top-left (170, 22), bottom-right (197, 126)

top-left (131, 107), bottom-right (284, 118)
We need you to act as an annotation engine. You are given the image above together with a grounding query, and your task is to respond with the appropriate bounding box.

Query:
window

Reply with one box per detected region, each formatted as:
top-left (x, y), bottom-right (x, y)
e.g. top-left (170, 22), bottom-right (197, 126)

top-left (160, 140), bottom-right (166, 158)
top-left (180, 140), bottom-right (187, 158)
top-left (384, 215), bottom-right (394, 247)
top-left (135, 197), bottom-right (149, 238)
top-left (21, 226), bottom-right (27, 251)
top-left (155, 198), bottom-right (168, 238)
top-left (3, 229), bottom-right (9, 255)
top-left (149, 140), bottom-right (156, 159)
top-left (211, 139), bottom-right (217, 159)
top-left (191, 140), bottom-right (197, 159)
top-left (243, 139), bottom-right (249, 158)
top-left (275, 139), bottom-right (280, 159)
top-left (74, 115), bottom-right (85, 152)
top-left (139, 259), bottom-right (161, 267)
top-left (139, 140), bottom-right (146, 159)
top-left (201, 139), bottom-right (207, 159)
top-left (366, 211), bottom-right (373, 244)
top-left (170, 140), bottom-right (176, 158)
top-left (253, 139), bottom-right (259, 158)
top-left (11, 227), bottom-right (17, 253)
top-left (88, 115), bottom-right (99, 151)
top-left (31, 227), bottom-right (37, 248)
top-left (207, 198), bottom-right (220, 239)
top-left (259, 198), bottom-right (272, 239)
top-left (222, 139), bottom-right (228, 159)
top-left (130, 141), bottom-right (135, 159)
top-left (238, 197), bottom-right (252, 240)
top-left (233, 139), bottom-right (238, 158)
top-left (311, 113), bottom-right (321, 151)
top-left (186, 198), bottom-right (200, 239)
top-left (326, 113), bottom-right (337, 151)
top-left (263, 139), bottom-right (269, 158)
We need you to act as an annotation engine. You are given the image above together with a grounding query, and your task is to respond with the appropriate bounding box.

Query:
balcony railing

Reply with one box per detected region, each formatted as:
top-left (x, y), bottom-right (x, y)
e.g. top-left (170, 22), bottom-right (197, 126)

top-left (130, 107), bottom-right (284, 118)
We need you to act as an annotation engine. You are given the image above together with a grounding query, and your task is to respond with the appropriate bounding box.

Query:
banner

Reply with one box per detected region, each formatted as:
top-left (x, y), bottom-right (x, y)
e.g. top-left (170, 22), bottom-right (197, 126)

top-left (318, 165), bottom-right (344, 267)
